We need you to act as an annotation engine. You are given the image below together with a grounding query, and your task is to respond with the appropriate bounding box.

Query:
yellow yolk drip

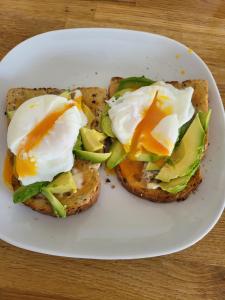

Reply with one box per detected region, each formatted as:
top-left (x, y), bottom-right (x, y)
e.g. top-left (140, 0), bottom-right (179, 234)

top-left (3, 151), bottom-right (14, 189)
top-left (119, 160), bottom-right (144, 188)
top-left (16, 102), bottom-right (75, 178)
top-left (128, 94), bottom-right (171, 159)
top-left (74, 96), bottom-right (82, 111)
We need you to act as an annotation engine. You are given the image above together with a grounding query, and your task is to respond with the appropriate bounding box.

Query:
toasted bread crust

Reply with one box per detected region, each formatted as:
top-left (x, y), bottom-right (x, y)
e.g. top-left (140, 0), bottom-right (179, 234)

top-left (6, 87), bottom-right (107, 127)
top-left (116, 165), bottom-right (202, 202)
top-left (11, 159), bottom-right (100, 216)
top-left (109, 77), bottom-right (208, 202)
top-left (7, 87), bottom-right (106, 216)
top-left (79, 87), bottom-right (107, 130)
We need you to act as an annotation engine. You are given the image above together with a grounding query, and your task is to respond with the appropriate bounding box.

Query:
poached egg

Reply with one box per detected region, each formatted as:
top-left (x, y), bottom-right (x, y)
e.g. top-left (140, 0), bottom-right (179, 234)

top-left (107, 81), bottom-right (194, 158)
top-left (7, 92), bottom-right (87, 185)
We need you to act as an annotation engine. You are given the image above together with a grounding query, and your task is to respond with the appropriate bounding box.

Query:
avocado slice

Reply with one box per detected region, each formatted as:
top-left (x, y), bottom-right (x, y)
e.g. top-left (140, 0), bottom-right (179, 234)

top-left (116, 76), bottom-right (155, 92)
top-left (41, 172), bottom-right (76, 217)
top-left (146, 158), bottom-right (166, 171)
top-left (134, 152), bottom-right (153, 162)
top-left (100, 105), bottom-right (115, 138)
top-left (82, 103), bottom-right (95, 127)
top-left (135, 151), bottom-right (165, 170)
top-left (73, 134), bottom-right (82, 151)
top-left (146, 161), bottom-right (160, 171)
top-left (101, 115), bottom-right (115, 137)
top-left (176, 118), bottom-right (193, 146)
top-left (113, 88), bottom-right (133, 98)
top-left (135, 151), bottom-right (162, 162)
top-left (80, 127), bottom-right (106, 152)
top-left (159, 174), bottom-right (192, 194)
top-left (75, 149), bottom-right (111, 163)
top-left (106, 140), bottom-right (127, 169)
top-left (156, 113), bottom-right (206, 182)
top-left (41, 187), bottom-right (66, 218)
top-left (13, 180), bottom-right (67, 218)
top-left (7, 110), bottom-right (15, 120)
top-left (13, 181), bottom-right (48, 203)
top-left (47, 172), bottom-right (77, 194)
top-left (199, 110), bottom-right (211, 131)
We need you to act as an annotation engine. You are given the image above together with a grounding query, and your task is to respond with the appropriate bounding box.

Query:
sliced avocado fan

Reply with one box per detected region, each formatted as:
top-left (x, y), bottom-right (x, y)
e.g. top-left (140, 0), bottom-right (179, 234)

top-left (157, 111), bottom-right (211, 194)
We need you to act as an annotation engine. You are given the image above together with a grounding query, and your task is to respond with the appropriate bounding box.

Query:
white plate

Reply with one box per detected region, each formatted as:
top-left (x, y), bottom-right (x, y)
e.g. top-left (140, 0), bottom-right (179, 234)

top-left (0, 28), bottom-right (224, 259)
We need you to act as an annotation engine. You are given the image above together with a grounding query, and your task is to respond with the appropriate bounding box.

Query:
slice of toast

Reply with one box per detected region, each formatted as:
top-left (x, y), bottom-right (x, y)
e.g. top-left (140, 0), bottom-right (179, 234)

top-left (7, 87), bottom-right (107, 216)
top-left (108, 77), bottom-right (208, 202)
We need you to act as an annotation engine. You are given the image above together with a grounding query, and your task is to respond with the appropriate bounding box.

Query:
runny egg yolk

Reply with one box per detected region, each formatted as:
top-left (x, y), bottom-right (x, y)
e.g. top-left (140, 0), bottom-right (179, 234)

top-left (128, 93), bottom-right (172, 159)
top-left (15, 102), bottom-right (76, 178)
top-left (74, 96), bottom-right (82, 111)
top-left (3, 151), bottom-right (14, 189)
top-left (119, 159), bottom-right (144, 188)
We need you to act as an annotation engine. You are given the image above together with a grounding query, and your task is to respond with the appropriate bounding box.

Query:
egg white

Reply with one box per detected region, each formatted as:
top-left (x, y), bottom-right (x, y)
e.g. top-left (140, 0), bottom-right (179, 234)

top-left (7, 94), bottom-right (87, 185)
top-left (151, 114), bottom-right (179, 155)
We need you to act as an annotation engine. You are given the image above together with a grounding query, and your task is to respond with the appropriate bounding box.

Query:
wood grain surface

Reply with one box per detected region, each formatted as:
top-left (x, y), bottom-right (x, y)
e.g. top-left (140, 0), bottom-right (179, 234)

top-left (0, 1), bottom-right (225, 299)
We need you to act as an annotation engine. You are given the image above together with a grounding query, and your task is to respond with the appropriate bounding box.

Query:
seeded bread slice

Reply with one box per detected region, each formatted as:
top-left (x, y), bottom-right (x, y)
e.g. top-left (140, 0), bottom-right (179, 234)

top-left (109, 77), bottom-right (208, 202)
top-left (7, 86), bottom-right (107, 216)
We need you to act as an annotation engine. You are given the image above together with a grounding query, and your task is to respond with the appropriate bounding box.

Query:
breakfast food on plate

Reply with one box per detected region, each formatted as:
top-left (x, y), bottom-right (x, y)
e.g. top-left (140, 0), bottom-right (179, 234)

top-left (3, 75), bottom-right (211, 217)
top-left (4, 87), bottom-right (110, 217)
top-left (102, 76), bottom-right (211, 202)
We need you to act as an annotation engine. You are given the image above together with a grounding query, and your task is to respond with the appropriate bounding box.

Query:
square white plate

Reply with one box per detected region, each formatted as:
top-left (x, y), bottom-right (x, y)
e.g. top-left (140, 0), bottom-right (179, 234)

top-left (0, 28), bottom-right (225, 259)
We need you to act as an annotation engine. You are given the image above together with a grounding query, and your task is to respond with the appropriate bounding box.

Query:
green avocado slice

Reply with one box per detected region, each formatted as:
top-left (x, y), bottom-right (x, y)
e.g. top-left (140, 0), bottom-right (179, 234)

top-left (47, 172), bottom-right (77, 194)
top-left (159, 152), bottom-right (202, 194)
top-left (156, 113), bottom-right (206, 183)
top-left (13, 180), bottom-right (67, 218)
top-left (73, 134), bottom-right (82, 151)
top-left (13, 181), bottom-right (48, 203)
top-left (116, 76), bottom-right (155, 92)
top-left (199, 109), bottom-right (211, 131)
top-left (146, 159), bottom-right (166, 171)
top-left (135, 151), bottom-right (163, 162)
top-left (80, 127), bottom-right (106, 152)
top-left (100, 105), bottom-right (115, 138)
top-left (41, 187), bottom-right (66, 218)
top-left (101, 115), bottom-right (115, 137)
top-left (113, 88), bottom-right (133, 99)
top-left (106, 140), bottom-right (127, 169)
top-left (75, 150), bottom-right (111, 163)
top-left (159, 174), bottom-right (194, 194)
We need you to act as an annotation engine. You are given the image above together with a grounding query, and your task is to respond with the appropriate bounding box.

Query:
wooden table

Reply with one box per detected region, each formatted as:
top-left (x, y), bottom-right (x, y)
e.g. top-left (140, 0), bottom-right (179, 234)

top-left (0, 1), bottom-right (225, 299)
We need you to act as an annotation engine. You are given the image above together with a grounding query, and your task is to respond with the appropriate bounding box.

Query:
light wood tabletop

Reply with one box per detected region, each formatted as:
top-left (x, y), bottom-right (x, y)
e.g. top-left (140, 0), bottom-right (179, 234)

top-left (0, 1), bottom-right (225, 299)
